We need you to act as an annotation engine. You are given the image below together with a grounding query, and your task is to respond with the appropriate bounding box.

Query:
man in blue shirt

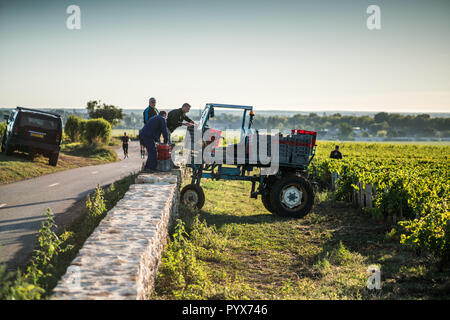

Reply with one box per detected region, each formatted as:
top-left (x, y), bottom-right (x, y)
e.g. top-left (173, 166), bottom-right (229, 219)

top-left (139, 111), bottom-right (169, 172)
top-left (143, 97), bottom-right (159, 124)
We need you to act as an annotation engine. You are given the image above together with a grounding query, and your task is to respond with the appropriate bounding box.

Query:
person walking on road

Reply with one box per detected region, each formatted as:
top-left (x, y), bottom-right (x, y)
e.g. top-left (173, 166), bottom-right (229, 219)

top-left (139, 111), bottom-right (169, 172)
top-left (138, 132), bottom-right (146, 159)
top-left (330, 145), bottom-right (343, 159)
top-left (121, 132), bottom-right (130, 159)
top-left (143, 97), bottom-right (159, 124)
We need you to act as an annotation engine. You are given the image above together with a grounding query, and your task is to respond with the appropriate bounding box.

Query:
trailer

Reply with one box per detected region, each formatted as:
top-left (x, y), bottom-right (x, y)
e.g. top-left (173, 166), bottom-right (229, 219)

top-left (180, 103), bottom-right (317, 218)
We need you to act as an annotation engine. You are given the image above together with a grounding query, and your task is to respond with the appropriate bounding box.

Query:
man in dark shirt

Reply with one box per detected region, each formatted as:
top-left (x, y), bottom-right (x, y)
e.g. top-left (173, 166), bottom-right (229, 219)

top-left (121, 132), bottom-right (130, 159)
top-left (167, 103), bottom-right (195, 134)
top-left (330, 145), bottom-right (343, 159)
top-left (139, 111), bottom-right (169, 172)
top-left (143, 97), bottom-right (159, 124)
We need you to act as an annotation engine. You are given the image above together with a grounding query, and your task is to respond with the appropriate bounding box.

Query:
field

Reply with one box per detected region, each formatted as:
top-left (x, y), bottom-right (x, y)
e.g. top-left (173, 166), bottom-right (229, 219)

top-left (152, 141), bottom-right (450, 300)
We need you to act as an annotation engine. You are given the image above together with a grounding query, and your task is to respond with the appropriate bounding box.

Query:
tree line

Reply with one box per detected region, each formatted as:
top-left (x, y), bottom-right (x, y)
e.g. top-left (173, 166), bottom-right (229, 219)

top-left (2, 102), bottom-right (449, 140)
top-left (208, 112), bottom-right (450, 139)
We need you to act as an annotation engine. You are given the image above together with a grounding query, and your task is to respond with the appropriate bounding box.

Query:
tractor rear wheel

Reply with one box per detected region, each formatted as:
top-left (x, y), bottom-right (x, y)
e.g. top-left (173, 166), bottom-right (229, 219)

top-left (270, 176), bottom-right (314, 218)
top-left (180, 184), bottom-right (205, 209)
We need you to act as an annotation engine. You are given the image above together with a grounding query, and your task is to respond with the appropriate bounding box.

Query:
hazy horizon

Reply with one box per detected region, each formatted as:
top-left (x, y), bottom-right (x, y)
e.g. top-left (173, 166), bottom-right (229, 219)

top-left (1, 0), bottom-right (449, 113)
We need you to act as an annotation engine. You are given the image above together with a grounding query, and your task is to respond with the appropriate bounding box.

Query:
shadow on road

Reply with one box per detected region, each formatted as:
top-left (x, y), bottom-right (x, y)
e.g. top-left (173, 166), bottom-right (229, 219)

top-left (0, 197), bottom-right (78, 211)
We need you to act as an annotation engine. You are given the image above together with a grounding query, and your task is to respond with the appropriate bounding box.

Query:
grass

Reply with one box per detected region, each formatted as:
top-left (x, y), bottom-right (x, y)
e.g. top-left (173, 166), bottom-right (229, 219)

top-left (153, 180), bottom-right (450, 300)
top-left (0, 142), bottom-right (118, 185)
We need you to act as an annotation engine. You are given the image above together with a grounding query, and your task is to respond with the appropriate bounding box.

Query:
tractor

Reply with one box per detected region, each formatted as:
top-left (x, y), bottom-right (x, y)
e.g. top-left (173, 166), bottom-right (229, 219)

top-left (180, 103), bottom-right (317, 218)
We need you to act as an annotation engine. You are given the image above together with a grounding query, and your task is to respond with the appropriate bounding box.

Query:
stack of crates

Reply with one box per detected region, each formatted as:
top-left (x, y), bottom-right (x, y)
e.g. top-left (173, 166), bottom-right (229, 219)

top-left (278, 135), bottom-right (290, 163)
top-left (289, 129), bottom-right (317, 166)
top-left (253, 131), bottom-right (316, 165)
top-left (272, 130), bottom-right (316, 166)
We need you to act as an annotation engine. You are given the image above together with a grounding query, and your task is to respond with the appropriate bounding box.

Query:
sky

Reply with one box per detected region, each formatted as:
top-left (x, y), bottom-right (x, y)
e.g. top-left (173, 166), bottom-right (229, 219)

top-left (0, 0), bottom-right (449, 112)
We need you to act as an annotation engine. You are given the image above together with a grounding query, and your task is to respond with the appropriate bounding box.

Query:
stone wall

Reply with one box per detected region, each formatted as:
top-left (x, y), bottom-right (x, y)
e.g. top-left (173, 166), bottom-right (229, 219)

top-left (51, 170), bottom-right (182, 300)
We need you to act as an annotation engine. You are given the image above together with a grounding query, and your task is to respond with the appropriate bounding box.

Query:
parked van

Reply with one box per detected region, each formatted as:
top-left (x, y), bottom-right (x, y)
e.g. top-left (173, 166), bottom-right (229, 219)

top-left (1, 107), bottom-right (62, 166)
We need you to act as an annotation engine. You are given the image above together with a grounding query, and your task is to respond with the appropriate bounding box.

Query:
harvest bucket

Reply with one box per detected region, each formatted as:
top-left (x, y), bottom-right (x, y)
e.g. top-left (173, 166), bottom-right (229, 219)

top-left (156, 144), bottom-right (173, 171)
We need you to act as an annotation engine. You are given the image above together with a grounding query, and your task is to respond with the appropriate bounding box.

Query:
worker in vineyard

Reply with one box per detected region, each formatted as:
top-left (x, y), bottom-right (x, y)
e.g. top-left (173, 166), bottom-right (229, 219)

top-left (139, 111), bottom-right (168, 173)
top-left (330, 145), bottom-right (342, 159)
top-left (143, 97), bottom-right (159, 124)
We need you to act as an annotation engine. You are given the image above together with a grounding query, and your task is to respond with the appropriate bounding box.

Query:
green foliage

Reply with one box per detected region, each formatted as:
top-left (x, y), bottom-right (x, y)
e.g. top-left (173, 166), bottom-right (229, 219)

top-left (400, 211), bottom-right (450, 262)
top-left (156, 218), bottom-right (212, 299)
top-left (64, 115), bottom-right (111, 145)
top-left (64, 115), bottom-right (83, 142)
top-left (310, 141), bottom-right (450, 262)
top-left (0, 264), bottom-right (44, 300)
top-left (313, 257), bottom-right (331, 275)
top-left (85, 185), bottom-right (107, 231)
top-left (24, 209), bottom-right (71, 288)
top-left (0, 122), bottom-right (6, 139)
top-left (0, 209), bottom-right (70, 299)
top-left (332, 241), bottom-right (353, 265)
top-left (84, 118), bottom-right (112, 145)
top-left (86, 100), bottom-right (124, 127)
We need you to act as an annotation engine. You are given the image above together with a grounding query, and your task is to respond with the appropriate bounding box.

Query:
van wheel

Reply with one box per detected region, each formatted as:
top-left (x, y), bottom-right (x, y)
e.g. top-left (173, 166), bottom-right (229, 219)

top-left (49, 152), bottom-right (59, 166)
top-left (0, 136), bottom-right (5, 153)
top-left (4, 139), bottom-right (14, 156)
top-left (28, 151), bottom-right (36, 161)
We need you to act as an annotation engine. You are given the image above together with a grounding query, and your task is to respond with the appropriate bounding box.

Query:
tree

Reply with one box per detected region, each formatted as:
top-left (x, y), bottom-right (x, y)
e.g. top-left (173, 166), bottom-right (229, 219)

top-left (374, 112), bottom-right (389, 123)
top-left (338, 123), bottom-right (354, 140)
top-left (86, 100), bottom-right (124, 127)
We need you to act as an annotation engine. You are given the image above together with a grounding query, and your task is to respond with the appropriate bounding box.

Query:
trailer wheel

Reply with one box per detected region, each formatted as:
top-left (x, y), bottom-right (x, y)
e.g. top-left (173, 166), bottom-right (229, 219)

top-left (270, 176), bottom-right (314, 218)
top-left (181, 184), bottom-right (205, 209)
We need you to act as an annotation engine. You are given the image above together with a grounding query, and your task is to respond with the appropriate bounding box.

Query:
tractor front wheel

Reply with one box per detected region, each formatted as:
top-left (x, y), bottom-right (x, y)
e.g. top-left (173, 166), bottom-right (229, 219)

top-left (180, 184), bottom-right (205, 209)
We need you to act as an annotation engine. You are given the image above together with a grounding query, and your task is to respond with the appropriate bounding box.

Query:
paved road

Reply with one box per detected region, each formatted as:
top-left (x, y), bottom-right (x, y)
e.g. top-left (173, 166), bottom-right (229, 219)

top-left (0, 141), bottom-right (144, 270)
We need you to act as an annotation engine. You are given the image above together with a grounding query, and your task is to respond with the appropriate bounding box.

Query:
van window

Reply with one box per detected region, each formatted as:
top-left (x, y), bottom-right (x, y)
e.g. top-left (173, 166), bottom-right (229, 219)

top-left (20, 114), bottom-right (59, 130)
